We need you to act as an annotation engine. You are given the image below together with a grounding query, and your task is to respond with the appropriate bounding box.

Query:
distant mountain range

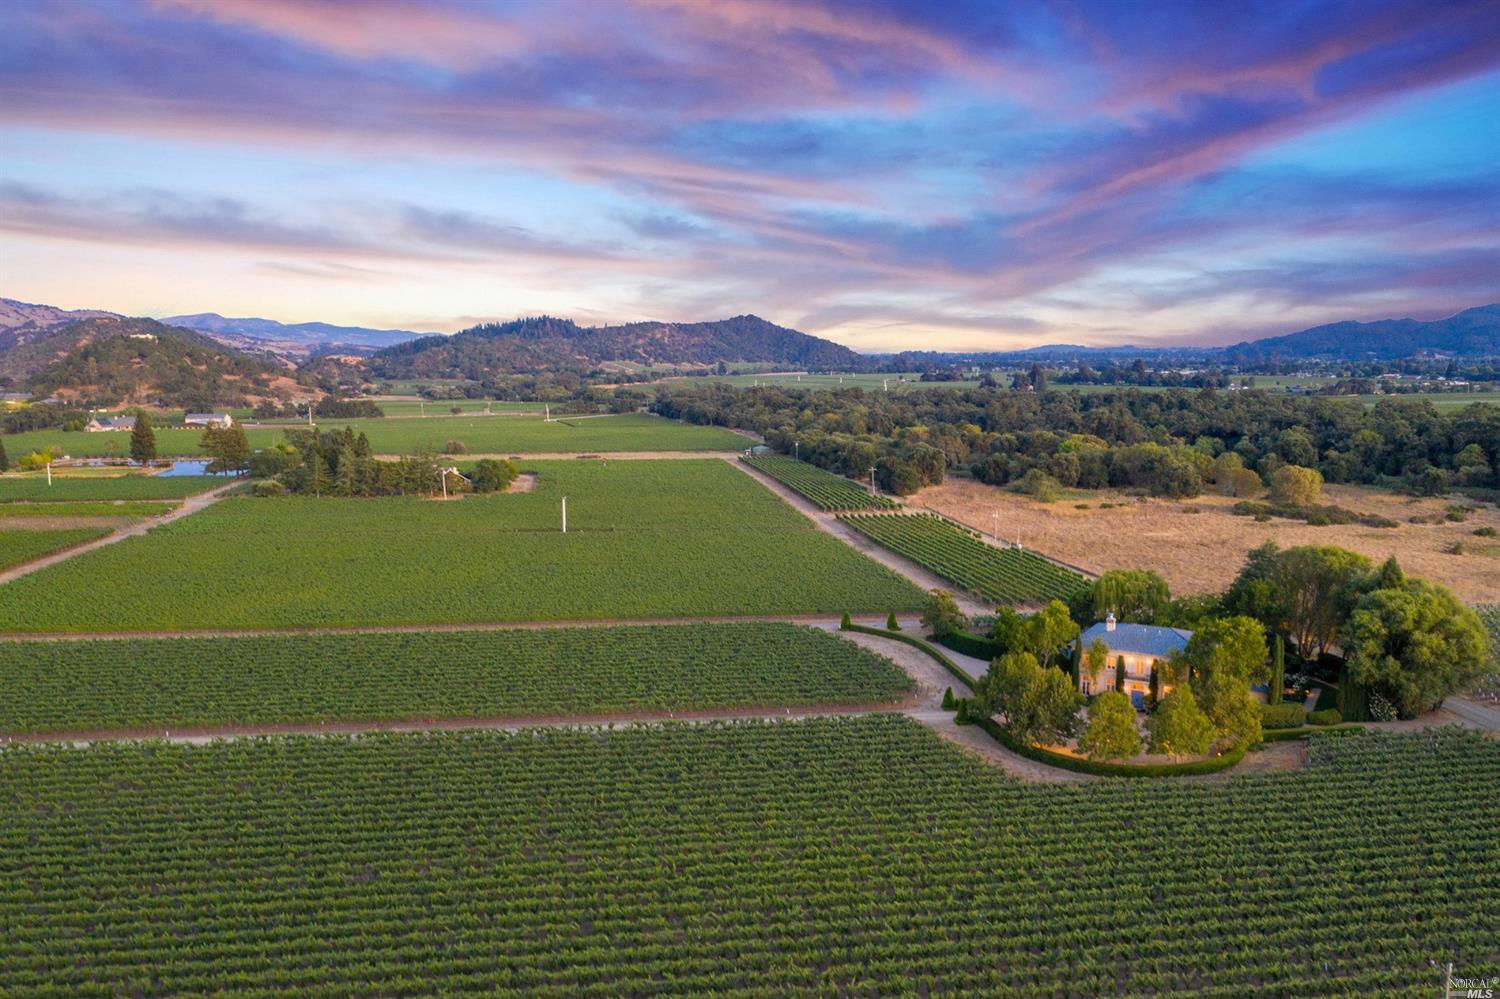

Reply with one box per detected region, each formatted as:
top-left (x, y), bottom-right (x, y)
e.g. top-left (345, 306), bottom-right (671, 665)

top-left (367, 314), bottom-right (870, 379)
top-left (160, 313), bottom-right (433, 358)
top-left (1221, 304), bottom-right (1500, 361)
top-left (3, 297), bottom-right (1499, 383)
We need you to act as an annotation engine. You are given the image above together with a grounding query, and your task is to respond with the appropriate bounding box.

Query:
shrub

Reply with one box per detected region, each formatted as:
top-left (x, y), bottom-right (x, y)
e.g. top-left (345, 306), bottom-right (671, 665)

top-left (840, 612), bottom-right (852, 630)
top-left (937, 629), bottom-right (1002, 660)
top-left (1259, 703), bottom-right (1306, 729)
top-left (470, 458), bottom-right (518, 493)
top-left (444, 439), bottom-right (467, 455)
top-left (942, 687), bottom-right (955, 710)
top-left (1269, 464), bottom-right (1323, 506)
top-left (1308, 708), bottom-right (1343, 726)
top-left (886, 611), bottom-right (900, 631)
top-left (1474, 526), bottom-right (1497, 537)
top-left (954, 698), bottom-right (971, 725)
top-left (252, 480), bottom-right (286, 498)
top-left (1013, 468), bottom-right (1061, 502)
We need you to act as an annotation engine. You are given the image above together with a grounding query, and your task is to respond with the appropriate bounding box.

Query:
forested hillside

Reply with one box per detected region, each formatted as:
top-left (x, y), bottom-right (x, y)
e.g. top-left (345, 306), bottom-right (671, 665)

top-left (24, 317), bottom-right (303, 408)
top-left (368, 314), bottom-right (870, 378)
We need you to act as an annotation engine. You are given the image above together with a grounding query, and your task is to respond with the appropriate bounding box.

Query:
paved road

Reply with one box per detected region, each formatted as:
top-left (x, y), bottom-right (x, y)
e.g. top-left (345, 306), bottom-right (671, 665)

top-left (0, 480), bottom-right (241, 586)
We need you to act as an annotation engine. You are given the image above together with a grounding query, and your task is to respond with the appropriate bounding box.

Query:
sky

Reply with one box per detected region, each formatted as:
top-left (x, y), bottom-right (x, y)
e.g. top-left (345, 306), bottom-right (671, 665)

top-left (1, 0), bottom-right (1497, 352)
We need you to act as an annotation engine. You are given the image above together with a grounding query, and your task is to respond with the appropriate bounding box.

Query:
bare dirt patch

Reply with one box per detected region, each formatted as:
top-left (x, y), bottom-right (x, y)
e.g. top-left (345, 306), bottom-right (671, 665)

top-left (507, 473), bottom-right (537, 493)
top-left (915, 479), bottom-right (1500, 602)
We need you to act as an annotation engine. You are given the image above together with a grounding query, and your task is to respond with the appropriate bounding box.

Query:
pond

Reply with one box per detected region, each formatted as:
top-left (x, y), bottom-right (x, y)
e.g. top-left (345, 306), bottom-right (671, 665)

top-left (156, 459), bottom-right (231, 477)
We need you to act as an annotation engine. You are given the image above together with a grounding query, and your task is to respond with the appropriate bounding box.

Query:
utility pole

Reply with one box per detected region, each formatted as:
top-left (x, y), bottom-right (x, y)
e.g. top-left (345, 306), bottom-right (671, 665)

top-left (868, 467), bottom-right (876, 493)
top-left (441, 468), bottom-right (448, 501)
top-left (992, 511), bottom-right (998, 540)
top-left (544, 404), bottom-right (550, 423)
top-left (793, 440), bottom-right (799, 460)
top-left (561, 495), bottom-right (567, 534)
top-left (46, 462), bottom-right (52, 486)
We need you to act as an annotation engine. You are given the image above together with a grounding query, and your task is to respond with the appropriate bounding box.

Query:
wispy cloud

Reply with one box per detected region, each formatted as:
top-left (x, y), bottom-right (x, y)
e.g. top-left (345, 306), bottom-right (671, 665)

top-left (0, 0), bottom-right (1496, 346)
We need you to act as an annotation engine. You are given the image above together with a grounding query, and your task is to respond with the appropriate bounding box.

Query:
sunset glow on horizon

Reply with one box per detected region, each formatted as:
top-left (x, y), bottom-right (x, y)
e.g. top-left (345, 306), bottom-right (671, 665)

top-left (2, 0), bottom-right (1497, 351)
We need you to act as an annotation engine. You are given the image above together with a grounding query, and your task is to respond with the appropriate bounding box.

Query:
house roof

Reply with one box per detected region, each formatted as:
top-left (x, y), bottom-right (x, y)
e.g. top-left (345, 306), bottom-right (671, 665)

top-left (1078, 621), bottom-right (1193, 658)
top-left (186, 413), bottom-right (229, 419)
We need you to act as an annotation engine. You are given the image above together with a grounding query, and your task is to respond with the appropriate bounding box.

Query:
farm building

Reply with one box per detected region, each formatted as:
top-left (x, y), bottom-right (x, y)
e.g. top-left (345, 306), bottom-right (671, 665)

top-left (84, 415), bottom-right (136, 432)
top-left (185, 413), bottom-right (233, 428)
top-left (1077, 614), bottom-right (1192, 707)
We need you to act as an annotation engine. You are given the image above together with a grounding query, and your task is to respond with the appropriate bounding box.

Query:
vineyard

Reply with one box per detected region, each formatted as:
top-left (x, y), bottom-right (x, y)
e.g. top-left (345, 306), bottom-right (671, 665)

top-left (743, 454), bottom-right (897, 510)
top-left (0, 623), bottom-right (913, 734)
top-left (1473, 603), bottom-right (1500, 702)
top-left (0, 528), bottom-right (110, 571)
top-left (0, 413), bottom-right (746, 459)
top-left (0, 718), bottom-right (1494, 996)
top-left (0, 501), bottom-right (177, 519)
top-left (0, 475), bottom-right (221, 501)
top-left (839, 511), bottom-right (1086, 604)
top-left (0, 460), bottom-right (923, 631)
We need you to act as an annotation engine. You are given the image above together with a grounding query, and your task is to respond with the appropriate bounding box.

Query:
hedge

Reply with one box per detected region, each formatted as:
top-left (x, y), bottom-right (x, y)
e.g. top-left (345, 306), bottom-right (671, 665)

top-left (974, 715), bottom-right (1247, 777)
top-left (936, 629), bottom-right (1002, 661)
top-left (1260, 703), bottom-right (1307, 729)
top-left (1262, 724), bottom-right (1365, 742)
top-left (1308, 708), bottom-right (1343, 726)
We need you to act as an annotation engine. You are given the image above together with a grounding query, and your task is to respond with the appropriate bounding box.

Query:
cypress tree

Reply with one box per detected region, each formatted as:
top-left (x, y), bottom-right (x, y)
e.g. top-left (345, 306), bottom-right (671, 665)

top-left (129, 409), bottom-right (157, 464)
top-left (0, 437), bottom-right (8, 472)
top-left (1069, 642), bottom-right (1082, 685)
top-left (1268, 635), bottom-right (1285, 706)
top-left (942, 687), bottom-right (955, 710)
top-left (840, 612), bottom-right (851, 631)
top-left (886, 611), bottom-right (900, 631)
top-left (1115, 655), bottom-right (1126, 692)
top-left (1148, 665), bottom-right (1160, 708)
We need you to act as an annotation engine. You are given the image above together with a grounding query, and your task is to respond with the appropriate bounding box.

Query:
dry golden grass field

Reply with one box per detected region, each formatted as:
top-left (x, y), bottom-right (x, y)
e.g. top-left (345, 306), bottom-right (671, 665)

top-left (914, 479), bottom-right (1500, 603)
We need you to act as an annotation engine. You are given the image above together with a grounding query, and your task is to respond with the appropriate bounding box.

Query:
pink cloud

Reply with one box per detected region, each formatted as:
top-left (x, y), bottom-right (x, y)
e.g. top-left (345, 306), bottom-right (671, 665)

top-left (152, 0), bottom-right (526, 67)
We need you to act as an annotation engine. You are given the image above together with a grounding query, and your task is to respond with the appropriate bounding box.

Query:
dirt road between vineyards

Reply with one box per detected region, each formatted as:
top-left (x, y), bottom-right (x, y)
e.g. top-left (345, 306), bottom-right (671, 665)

top-left (0, 481), bottom-right (241, 586)
top-left (729, 459), bottom-right (990, 617)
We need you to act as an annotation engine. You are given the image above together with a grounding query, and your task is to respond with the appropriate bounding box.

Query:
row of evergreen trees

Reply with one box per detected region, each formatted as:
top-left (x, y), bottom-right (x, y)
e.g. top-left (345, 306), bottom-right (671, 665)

top-left (250, 426), bottom-right (516, 497)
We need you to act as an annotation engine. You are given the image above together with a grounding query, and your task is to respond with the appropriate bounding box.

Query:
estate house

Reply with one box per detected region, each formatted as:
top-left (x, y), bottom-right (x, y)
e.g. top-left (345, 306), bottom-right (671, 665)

top-left (1077, 614), bottom-right (1193, 708)
top-left (185, 413), bottom-right (234, 428)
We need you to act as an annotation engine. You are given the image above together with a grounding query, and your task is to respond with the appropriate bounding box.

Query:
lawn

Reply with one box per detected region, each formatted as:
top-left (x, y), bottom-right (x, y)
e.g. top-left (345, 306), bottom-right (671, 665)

top-left (0, 459), bottom-right (923, 631)
top-left (0, 528), bottom-right (111, 571)
top-left (0, 718), bottom-right (1493, 996)
top-left (0, 622), bottom-right (912, 734)
top-left (0, 474), bottom-right (222, 500)
top-left (0, 413), bottom-right (747, 458)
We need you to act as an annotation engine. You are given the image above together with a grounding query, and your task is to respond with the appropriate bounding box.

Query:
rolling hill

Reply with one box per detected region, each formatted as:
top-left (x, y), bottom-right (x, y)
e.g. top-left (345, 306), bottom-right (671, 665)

top-left (368, 314), bottom-right (871, 378)
top-left (20, 317), bottom-right (306, 407)
top-left (1224, 304), bottom-right (1500, 361)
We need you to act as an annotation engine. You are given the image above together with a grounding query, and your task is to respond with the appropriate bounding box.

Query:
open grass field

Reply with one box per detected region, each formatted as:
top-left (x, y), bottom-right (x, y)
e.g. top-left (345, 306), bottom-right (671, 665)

top-left (0, 413), bottom-right (747, 458)
top-left (742, 454), bottom-right (897, 510)
top-left (0, 623), bottom-right (913, 734)
top-left (0, 528), bottom-right (111, 571)
top-left (0, 459), bottom-right (923, 632)
top-left (917, 478), bottom-right (1500, 602)
top-left (840, 511), bottom-right (1087, 604)
top-left (0, 474), bottom-right (222, 500)
top-left (0, 718), bottom-right (1493, 996)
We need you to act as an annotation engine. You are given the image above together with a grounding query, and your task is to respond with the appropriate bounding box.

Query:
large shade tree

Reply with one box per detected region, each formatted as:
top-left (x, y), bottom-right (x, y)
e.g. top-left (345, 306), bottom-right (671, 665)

top-left (977, 651), bottom-right (1082, 747)
top-left (1343, 578), bottom-right (1489, 718)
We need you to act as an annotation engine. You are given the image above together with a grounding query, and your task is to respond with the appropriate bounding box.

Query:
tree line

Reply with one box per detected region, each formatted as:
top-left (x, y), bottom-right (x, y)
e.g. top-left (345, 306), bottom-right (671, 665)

top-left (653, 383), bottom-right (1500, 496)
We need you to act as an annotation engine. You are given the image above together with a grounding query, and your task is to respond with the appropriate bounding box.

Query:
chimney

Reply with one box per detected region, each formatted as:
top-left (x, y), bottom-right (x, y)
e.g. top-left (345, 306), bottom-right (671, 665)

top-left (1105, 612), bottom-right (1116, 633)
